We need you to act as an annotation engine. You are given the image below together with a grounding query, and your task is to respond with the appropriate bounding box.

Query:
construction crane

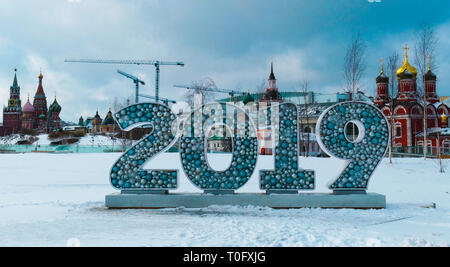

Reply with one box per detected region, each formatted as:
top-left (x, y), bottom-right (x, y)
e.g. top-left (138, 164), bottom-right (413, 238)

top-left (117, 70), bottom-right (145, 104)
top-left (173, 84), bottom-right (246, 102)
top-left (65, 59), bottom-right (184, 103)
top-left (139, 93), bottom-right (176, 105)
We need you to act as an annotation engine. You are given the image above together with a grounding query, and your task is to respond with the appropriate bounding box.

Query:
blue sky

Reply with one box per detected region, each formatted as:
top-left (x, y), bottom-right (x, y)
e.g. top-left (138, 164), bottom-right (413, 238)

top-left (0, 0), bottom-right (449, 122)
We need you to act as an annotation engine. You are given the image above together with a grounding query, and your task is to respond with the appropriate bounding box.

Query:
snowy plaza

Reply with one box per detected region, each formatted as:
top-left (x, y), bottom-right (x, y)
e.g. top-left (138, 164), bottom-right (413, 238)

top-left (1, 0), bottom-right (450, 249)
top-left (0, 152), bottom-right (448, 247)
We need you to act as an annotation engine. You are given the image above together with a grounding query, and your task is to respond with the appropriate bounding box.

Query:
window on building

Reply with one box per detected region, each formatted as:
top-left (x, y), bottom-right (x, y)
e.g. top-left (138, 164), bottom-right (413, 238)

top-left (394, 123), bottom-right (402, 138)
top-left (345, 122), bottom-right (359, 142)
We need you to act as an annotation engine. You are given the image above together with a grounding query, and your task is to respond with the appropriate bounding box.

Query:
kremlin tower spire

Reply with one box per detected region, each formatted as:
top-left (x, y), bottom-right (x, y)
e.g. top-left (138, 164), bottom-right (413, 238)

top-left (2, 69), bottom-right (22, 132)
top-left (268, 60), bottom-right (277, 89)
top-left (261, 60), bottom-right (282, 102)
top-left (12, 69), bottom-right (19, 89)
top-left (33, 71), bottom-right (48, 130)
top-left (9, 68), bottom-right (21, 107)
top-left (36, 71), bottom-right (46, 96)
top-left (374, 57), bottom-right (389, 107)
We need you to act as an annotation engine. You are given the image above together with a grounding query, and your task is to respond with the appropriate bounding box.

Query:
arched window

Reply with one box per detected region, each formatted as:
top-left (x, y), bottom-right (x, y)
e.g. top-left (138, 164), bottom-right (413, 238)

top-left (443, 140), bottom-right (450, 149)
top-left (394, 106), bottom-right (407, 115)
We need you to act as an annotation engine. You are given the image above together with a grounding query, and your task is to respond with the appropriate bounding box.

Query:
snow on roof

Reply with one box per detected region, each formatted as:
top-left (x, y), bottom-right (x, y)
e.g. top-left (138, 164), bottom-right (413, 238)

top-left (299, 132), bottom-right (317, 141)
top-left (416, 127), bottom-right (450, 137)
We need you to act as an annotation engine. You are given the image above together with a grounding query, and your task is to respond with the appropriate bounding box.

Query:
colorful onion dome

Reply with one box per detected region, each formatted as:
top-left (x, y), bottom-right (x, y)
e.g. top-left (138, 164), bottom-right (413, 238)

top-left (49, 97), bottom-right (61, 113)
top-left (22, 98), bottom-right (34, 113)
top-left (397, 44), bottom-right (417, 79)
top-left (102, 108), bottom-right (115, 125)
top-left (376, 71), bottom-right (389, 83)
top-left (398, 69), bottom-right (414, 80)
top-left (424, 69), bottom-right (437, 81)
top-left (94, 110), bottom-right (101, 119)
top-left (376, 58), bottom-right (389, 83)
top-left (424, 57), bottom-right (436, 81)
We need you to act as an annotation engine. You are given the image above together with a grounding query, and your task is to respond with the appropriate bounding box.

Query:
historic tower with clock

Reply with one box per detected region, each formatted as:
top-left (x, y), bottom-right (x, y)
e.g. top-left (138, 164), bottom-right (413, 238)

top-left (2, 69), bottom-right (22, 133)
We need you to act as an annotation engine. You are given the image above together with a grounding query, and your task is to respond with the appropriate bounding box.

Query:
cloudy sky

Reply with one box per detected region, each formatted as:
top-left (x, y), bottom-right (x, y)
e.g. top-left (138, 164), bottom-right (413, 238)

top-left (0, 0), bottom-right (449, 122)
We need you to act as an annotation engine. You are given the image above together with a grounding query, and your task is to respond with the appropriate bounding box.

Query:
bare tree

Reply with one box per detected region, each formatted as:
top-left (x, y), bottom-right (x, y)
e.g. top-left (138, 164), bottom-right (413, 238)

top-left (343, 33), bottom-right (367, 140)
top-left (256, 79), bottom-right (267, 101)
top-left (414, 23), bottom-right (438, 160)
top-left (112, 96), bottom-right (134, 149)
top-left (184, 77), bottom-right (217, 106)
top-left (112, 96), bottom-right (125, 113)
top-left (113, 94), bottom-right (134, 112)
top-left (299, 80), bottom-right (311, 157)
top-left (386, 53), bottom-right (400, 164)
top-left (343, 33), bottom-right (367, 99)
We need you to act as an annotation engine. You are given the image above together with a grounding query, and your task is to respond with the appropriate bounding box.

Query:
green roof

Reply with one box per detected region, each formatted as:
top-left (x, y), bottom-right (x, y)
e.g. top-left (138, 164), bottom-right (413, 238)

top-left (208, 135), bottom-right (226, 141)
top-left (243, 93), bottom-right (255, 104)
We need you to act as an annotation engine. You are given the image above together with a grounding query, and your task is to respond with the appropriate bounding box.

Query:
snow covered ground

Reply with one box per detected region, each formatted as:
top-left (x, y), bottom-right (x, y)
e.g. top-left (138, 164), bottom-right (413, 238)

top-left (0, 133), bottom-right (128, 147)
top-left (0, 153), bottom-right (448, 247)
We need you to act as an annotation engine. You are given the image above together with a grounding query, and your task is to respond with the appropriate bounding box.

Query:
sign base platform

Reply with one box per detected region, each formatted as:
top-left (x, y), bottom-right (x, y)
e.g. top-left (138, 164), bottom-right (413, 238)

top-left (105, 192), bottom-right (386, 209)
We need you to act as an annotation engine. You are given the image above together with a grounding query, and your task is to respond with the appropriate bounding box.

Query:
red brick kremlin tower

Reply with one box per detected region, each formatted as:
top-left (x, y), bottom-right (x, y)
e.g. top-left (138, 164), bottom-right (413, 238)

top-left (21, 95), bottom-right (34, 130)
top-left (3, 69), bottom-right (22, 133)
top-left (32, 72), bottom-right (48, 130)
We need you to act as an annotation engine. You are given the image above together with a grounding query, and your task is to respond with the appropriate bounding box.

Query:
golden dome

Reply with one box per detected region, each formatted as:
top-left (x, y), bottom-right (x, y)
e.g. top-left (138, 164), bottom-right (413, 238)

top-left (396, 44), bottom-right (417, 79)
top-left (38, 72), bottom-right (43, 79)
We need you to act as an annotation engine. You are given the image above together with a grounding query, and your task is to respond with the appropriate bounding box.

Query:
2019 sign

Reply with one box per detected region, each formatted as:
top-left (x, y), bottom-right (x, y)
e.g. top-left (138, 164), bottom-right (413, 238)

top-left (109, 100), bottom-right (389, 193)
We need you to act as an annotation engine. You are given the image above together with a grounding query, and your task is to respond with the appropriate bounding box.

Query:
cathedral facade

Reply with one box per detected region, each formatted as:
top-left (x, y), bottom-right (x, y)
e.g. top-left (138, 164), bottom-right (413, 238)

top-left (373, 45), bottom-right (449, 151)
top-left (1, 69), bottom-right (63, 135)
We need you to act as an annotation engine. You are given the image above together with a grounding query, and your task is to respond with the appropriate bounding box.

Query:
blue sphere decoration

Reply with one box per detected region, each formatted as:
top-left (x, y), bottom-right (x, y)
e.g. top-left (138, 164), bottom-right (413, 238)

top-left (316, 101), bottom-right (389, 190)
top-left (260, 103), bottom-right (315, 191)
top-left (179, 103), bottom-right (258, 190)
top-left (109, 103), bottom-right (178, 190)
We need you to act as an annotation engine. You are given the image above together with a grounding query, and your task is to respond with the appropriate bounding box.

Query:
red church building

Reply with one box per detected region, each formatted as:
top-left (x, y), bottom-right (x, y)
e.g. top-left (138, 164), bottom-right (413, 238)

top-left (374, 45), bottom-right (449, 153)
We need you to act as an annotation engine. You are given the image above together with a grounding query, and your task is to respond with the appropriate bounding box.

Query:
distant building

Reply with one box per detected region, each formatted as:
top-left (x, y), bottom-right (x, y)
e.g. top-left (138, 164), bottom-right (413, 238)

top-left (91, 111), bottom-right (103, 133)
top-left (0, 69), bottom-right (63, 136)
top-left (2, 69), bottom-right (22, 133)
top-left (373, 45), bottom-right (449, 152)
top-left (78, 116), bottom-right (84, 126)
top-left (100, 108), bottom-right (117, 133)
top-left (260, 61), bottom-right (282, 103)
top-left (80, 108), bottom-right (118, 134)
top-left (215, 62), bottom-right (372, 156)
top-left (207, 135), bottom-right (232, 152)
